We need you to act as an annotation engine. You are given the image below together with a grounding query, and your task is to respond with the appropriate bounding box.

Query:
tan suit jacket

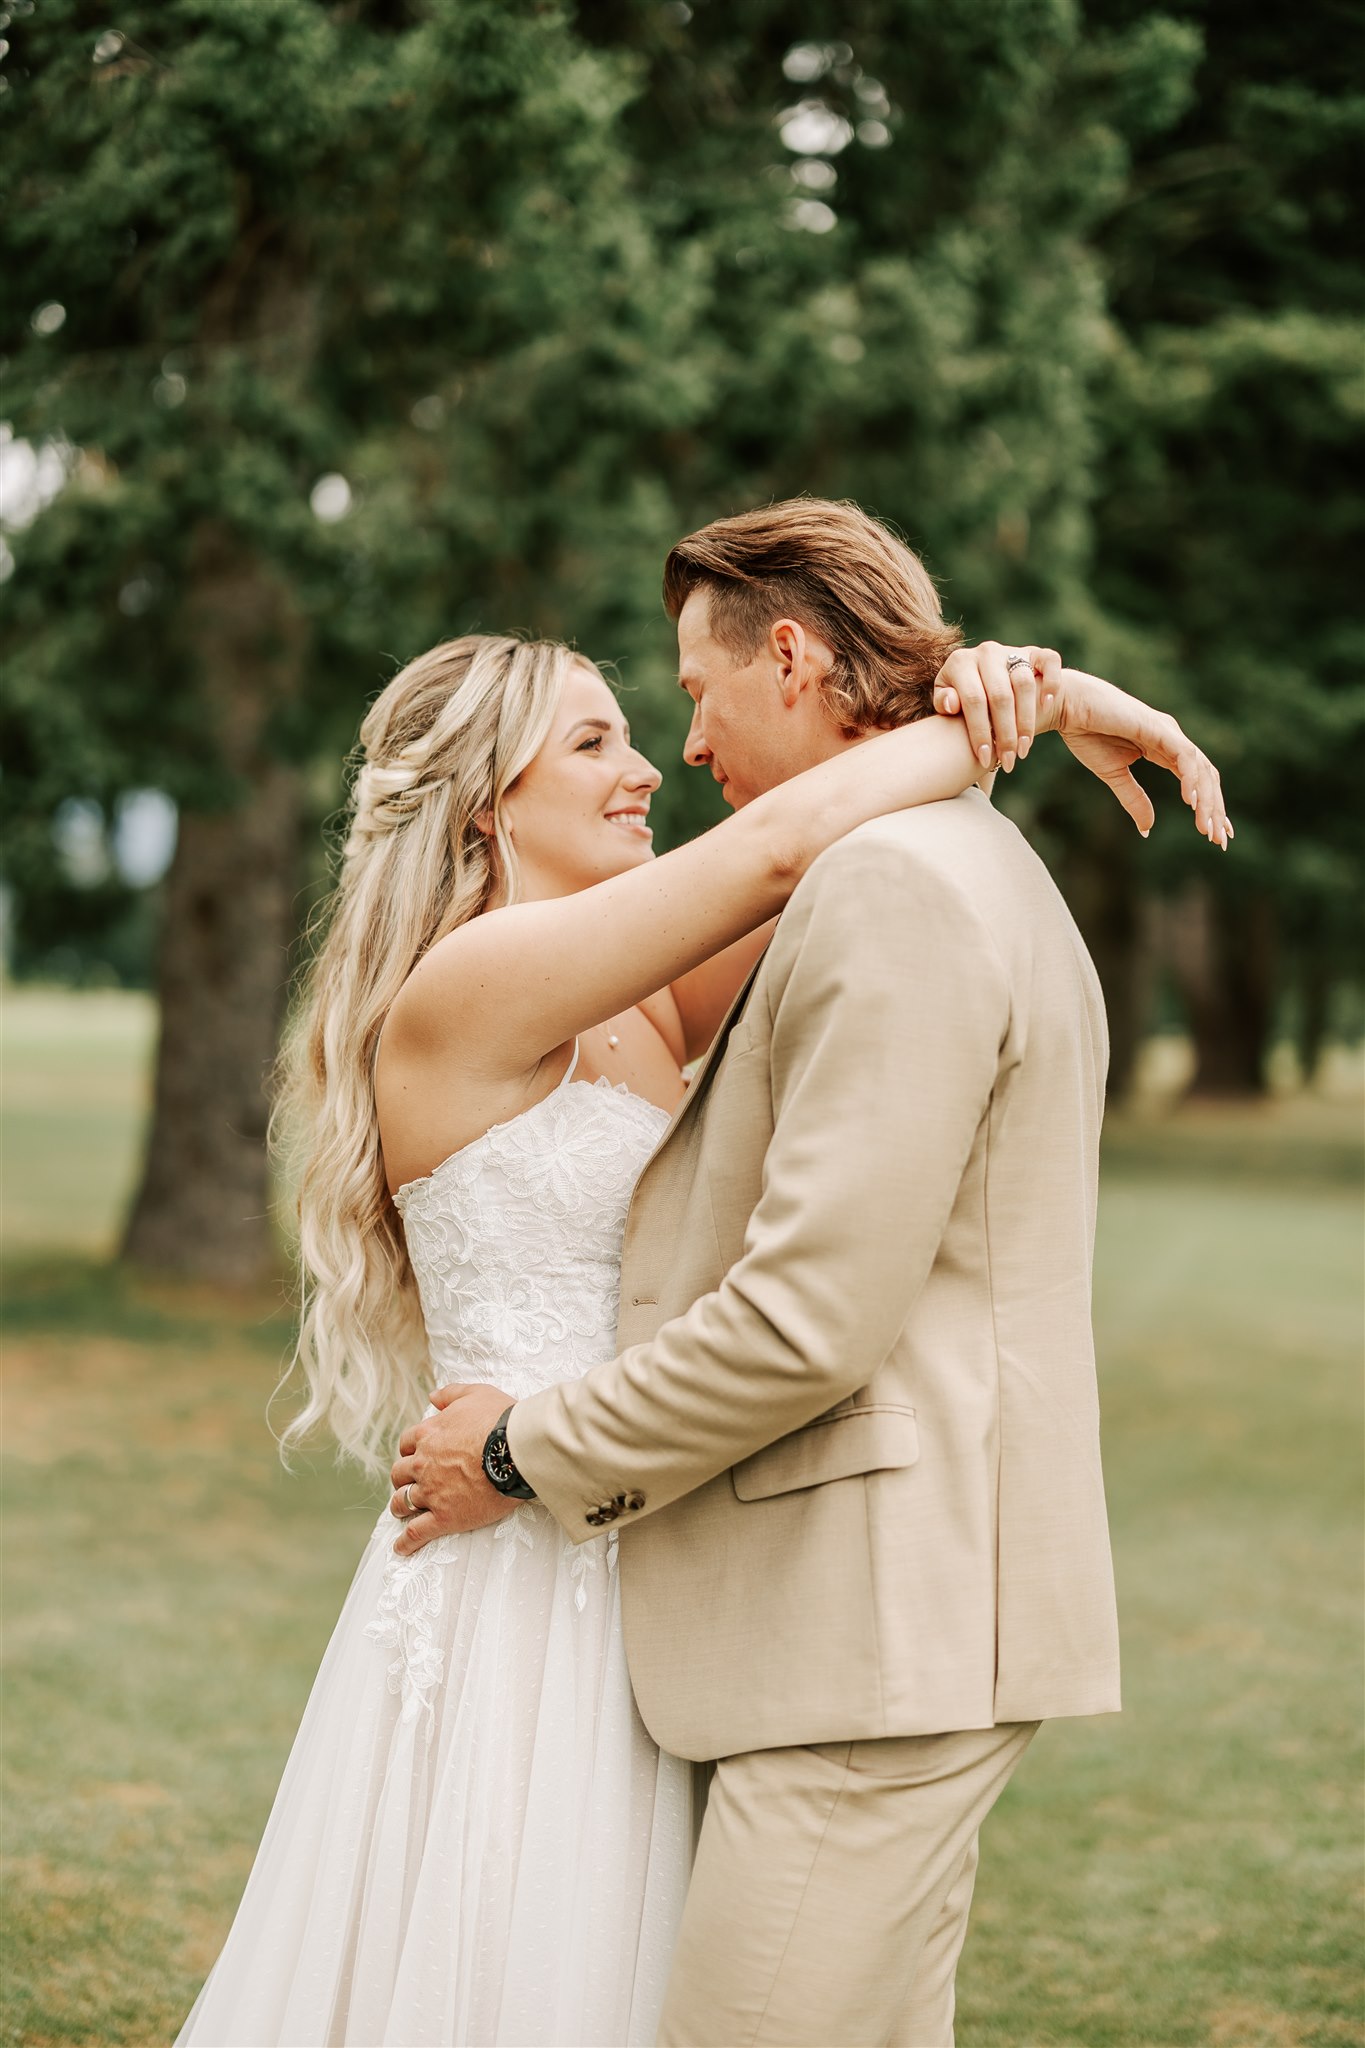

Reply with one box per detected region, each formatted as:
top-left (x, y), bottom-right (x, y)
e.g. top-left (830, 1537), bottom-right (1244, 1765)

top-left (511, 788), bottom-right (1121, 1762)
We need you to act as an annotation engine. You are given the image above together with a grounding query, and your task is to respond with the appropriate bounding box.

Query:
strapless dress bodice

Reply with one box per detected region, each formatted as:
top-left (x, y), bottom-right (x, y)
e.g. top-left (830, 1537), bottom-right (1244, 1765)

top-left (394, 1070), bottom-right (671, 1400)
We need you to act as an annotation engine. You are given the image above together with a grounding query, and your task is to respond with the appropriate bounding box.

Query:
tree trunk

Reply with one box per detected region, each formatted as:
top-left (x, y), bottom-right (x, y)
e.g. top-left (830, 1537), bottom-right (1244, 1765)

top-left (1297, 950), bottom-right (1332, 1089)
top-left (1059, 818), bottom-right (1153, 1103)
top-left (1162, 881), bottom-right (1277, 1097)
top-left (122, 530), bottom-right (304, 1286)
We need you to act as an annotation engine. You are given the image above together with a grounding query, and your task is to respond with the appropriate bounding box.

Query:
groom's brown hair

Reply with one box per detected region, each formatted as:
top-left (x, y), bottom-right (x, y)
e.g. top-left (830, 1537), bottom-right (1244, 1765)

top-left (663, 497), bottom-right (963, 735)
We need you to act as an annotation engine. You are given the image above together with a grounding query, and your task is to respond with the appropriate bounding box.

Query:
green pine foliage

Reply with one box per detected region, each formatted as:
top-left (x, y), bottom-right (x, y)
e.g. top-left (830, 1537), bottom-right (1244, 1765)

top-left (1, 2), bottom-right (1359, 1249)
top-left (1088, 0), bottom-right (1365, 1079)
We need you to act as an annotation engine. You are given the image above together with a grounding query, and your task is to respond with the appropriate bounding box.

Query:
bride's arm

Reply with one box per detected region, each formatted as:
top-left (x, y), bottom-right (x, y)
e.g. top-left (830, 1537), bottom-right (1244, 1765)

top-left (391, 665), bottom-right (1230, 1091)
top-left (387, 712), bottom-right (993, 1087)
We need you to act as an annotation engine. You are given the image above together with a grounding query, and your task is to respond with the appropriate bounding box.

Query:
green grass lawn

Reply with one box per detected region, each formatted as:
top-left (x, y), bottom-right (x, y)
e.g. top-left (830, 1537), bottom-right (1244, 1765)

top-left (2, 990), bottom-right (1362, 2047)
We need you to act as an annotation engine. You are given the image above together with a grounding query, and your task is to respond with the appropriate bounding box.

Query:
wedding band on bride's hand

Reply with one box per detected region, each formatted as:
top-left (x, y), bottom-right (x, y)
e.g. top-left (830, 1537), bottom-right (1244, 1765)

top-left (1005, 652), bottom-right (1031, 672)
top-left (402, 1482), bottom-right (420, 1516)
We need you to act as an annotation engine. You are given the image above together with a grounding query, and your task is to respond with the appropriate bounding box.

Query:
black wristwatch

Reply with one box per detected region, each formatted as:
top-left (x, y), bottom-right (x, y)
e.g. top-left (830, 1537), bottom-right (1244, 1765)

top-left (482, 1406), bottom-right (536, 1501)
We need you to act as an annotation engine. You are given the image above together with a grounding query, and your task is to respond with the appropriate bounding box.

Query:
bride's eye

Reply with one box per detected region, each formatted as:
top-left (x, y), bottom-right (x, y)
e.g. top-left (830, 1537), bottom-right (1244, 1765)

top-left (577, 735), bottom-right (604, 752)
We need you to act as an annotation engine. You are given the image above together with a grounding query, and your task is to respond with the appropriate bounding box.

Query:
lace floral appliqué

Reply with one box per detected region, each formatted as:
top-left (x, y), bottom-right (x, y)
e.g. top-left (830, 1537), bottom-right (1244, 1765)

top-left (366, 1528), bottom-right (462, 1724)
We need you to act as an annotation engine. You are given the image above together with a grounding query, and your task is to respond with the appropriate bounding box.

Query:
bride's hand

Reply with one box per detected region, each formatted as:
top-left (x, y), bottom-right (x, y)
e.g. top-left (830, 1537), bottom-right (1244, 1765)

top-left (1047, 668), bottom-right (1232, 846)
top-left (931, 641), bottom-right (1064, 774)
top-left (934, 646), bottom-right (1232, 847)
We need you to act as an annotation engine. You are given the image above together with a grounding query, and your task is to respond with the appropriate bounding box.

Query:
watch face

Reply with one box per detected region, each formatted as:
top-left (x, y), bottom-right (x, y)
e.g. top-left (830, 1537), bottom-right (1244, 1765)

top-left (483, 1423), bottom-right (526, 1497)
top-left (482, 1410), bottom-right (535, 1500)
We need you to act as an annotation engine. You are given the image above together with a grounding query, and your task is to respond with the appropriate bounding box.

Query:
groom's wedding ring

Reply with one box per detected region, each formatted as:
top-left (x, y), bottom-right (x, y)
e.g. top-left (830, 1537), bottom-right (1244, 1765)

top-left (402, 1482), bottom-right (420, 1516)
top-left (1005, 652), bottom-right (1031, 672)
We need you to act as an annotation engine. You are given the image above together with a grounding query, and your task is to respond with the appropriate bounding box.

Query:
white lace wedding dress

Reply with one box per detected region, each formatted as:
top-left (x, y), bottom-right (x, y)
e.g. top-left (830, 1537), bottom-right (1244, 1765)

top-left (177, 1047), bottom-right (692, 2048)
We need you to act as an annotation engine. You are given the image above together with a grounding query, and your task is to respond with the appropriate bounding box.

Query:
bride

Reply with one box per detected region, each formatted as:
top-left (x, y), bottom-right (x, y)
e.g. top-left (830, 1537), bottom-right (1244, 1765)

top-left (176, 630), bottom-right (1226, 2047)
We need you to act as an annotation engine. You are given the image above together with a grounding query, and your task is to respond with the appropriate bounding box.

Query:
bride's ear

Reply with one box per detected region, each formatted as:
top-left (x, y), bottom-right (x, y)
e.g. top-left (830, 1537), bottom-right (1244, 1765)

top-left (473, 808), bottom-right (495, 838)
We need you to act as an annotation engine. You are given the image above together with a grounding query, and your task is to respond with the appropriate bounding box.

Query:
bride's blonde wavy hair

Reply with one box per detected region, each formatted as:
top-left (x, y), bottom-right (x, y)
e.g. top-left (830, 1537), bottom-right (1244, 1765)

top-left (274, 633), bottom-right (588, 1473)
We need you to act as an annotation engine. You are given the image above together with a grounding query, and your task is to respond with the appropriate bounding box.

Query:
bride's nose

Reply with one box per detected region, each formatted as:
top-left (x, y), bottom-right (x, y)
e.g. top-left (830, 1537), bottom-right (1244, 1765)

top-left (625, 748), bottom-right (662, 794)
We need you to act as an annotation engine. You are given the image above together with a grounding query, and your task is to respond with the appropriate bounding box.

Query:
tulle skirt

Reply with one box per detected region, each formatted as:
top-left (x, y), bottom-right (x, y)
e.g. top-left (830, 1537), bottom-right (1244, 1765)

top-left (176, 1502), bottom-right (693, 2047)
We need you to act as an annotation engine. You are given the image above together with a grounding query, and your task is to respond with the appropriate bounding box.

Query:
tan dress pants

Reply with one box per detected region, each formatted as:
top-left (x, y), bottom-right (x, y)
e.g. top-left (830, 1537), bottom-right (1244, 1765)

top-left (657, 1721), bottom-right (1038, 2048)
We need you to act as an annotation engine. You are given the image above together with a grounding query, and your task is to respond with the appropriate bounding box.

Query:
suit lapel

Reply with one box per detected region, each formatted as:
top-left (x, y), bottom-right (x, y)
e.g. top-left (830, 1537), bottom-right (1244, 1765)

top-left (616, 947), bottom-right (769, 1308)
top-left (646, 946), bottom-right (768, 1166)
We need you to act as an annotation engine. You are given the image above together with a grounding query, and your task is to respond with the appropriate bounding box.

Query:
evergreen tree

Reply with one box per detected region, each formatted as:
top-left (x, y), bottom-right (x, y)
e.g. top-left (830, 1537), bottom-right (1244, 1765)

top-left (1088, 0), bottom-right (1365, 1090)
top-left (5, 2), bottom-right (1350, 1283)
top-left (2, 0), bottom-right (701, 1280)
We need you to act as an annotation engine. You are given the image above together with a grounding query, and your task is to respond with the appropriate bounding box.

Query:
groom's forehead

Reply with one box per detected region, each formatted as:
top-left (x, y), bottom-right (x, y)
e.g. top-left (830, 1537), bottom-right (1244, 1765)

top-left (677, 586), bottom-right (749, 670)
top-left (676, 589), bottom-right (720, 685)
top-left (676, 586), bottom-right (713, 645)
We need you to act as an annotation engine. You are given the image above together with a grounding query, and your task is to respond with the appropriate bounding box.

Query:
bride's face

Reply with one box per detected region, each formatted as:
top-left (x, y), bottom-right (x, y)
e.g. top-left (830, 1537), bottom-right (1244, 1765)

top-left (499, 663), bottom-right (662, 899)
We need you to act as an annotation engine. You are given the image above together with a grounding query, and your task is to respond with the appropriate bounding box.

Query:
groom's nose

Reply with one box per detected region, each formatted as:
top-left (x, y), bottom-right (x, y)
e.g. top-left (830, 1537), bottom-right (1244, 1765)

top-left (683, 702), bottom-right (710, 768)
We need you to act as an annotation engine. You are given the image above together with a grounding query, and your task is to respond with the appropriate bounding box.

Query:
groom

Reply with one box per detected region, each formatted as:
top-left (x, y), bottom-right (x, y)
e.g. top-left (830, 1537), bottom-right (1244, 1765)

top-left (393, 498), bottom-right (1124, 2044)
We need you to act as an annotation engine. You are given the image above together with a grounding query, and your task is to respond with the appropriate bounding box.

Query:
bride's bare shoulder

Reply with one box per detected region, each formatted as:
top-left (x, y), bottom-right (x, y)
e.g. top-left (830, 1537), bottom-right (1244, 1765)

top-left (375, 997), bottom-right (563, 1191)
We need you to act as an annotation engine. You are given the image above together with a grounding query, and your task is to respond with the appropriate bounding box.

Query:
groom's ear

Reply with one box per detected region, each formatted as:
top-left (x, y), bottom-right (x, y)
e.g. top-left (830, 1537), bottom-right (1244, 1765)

top-left (770, 617), bottom-right (833, 707)
top-left (770, 619), bottom-right (804, 707)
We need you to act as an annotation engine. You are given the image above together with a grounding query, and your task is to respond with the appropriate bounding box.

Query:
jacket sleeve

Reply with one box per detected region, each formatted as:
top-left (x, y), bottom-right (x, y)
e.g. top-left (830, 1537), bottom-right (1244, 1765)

top-left (509, 829), bottom-right (1012, 1539)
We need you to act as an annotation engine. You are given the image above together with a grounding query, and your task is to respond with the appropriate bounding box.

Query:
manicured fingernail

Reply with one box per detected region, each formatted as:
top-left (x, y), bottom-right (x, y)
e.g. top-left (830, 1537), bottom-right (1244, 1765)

top-left (979, 744), bottom-right (992, 766)
top-left (1140, 828), bottom-right (1150, 839)
top-left (1017, 734), bottom-right (1031, 760)
top-left (1002, 751), bottom-right (1016, 773)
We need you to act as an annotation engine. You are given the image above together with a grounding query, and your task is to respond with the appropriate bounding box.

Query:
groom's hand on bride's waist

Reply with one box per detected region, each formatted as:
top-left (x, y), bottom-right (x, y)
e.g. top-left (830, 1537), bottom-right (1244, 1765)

top-left (388, 1383), bottom-right (520, 1554)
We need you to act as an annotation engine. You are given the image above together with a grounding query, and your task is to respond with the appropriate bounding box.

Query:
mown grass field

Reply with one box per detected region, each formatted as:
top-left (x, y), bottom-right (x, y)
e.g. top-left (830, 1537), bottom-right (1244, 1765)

top-left (2, 988), bottom-right (1362, 2047)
